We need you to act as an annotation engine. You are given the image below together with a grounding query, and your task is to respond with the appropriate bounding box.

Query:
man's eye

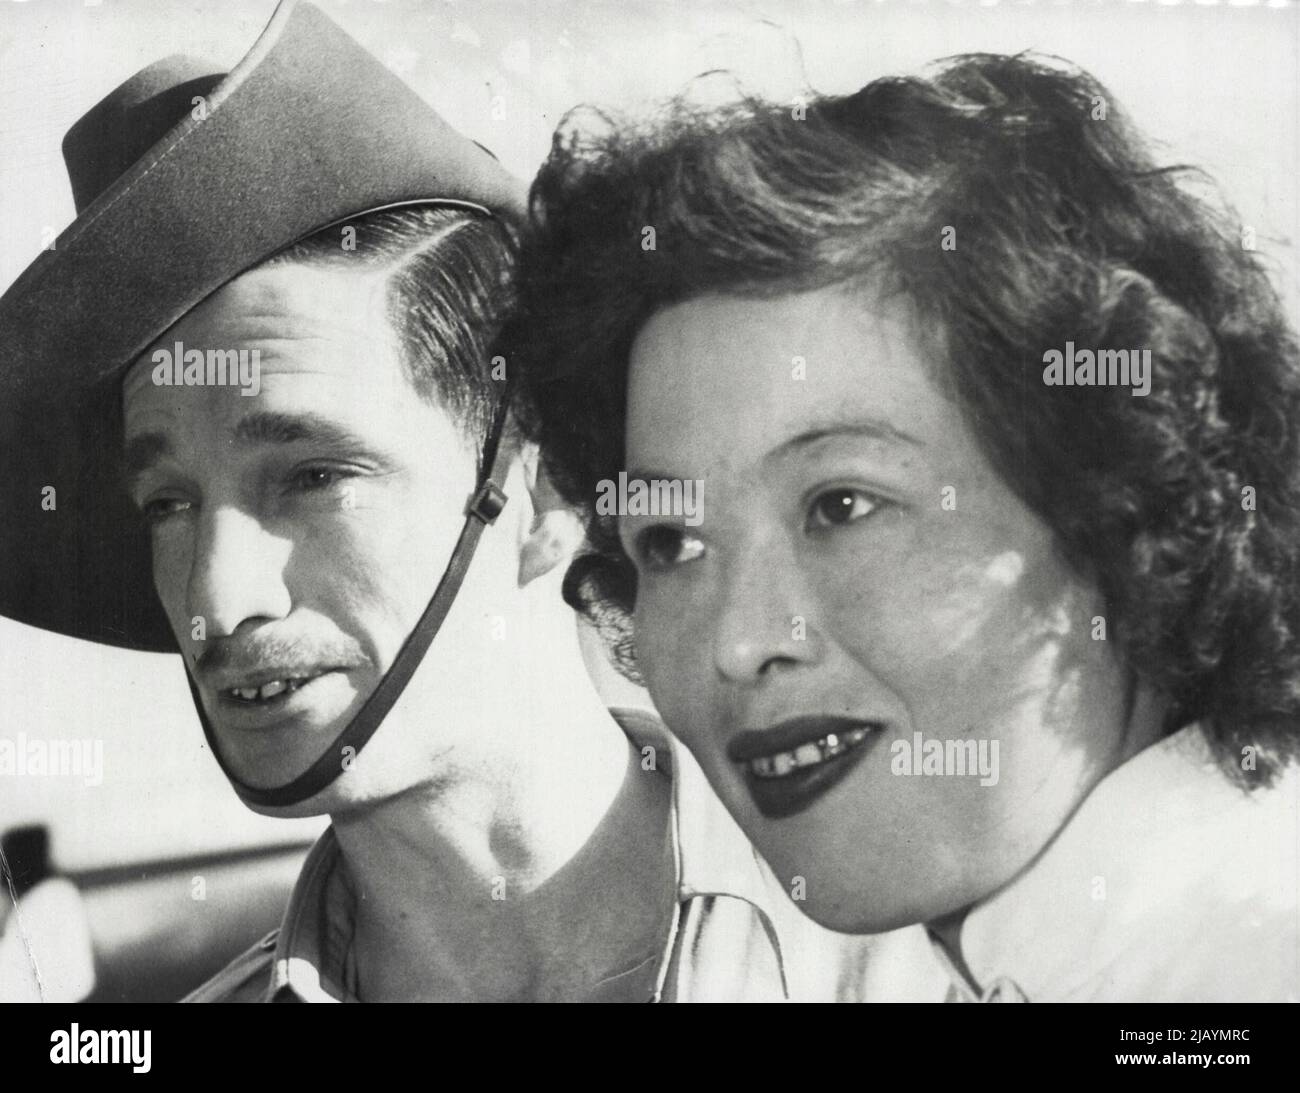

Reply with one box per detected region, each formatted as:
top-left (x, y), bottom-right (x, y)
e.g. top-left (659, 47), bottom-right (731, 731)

top-left (806, 488), bottom-right (879, 530)
top-left (291, 466), bottom-right (352, 492)
top-left (632, 525), bottom-right (706, 570)
top-left (141, 497), bottom-right (192, 525)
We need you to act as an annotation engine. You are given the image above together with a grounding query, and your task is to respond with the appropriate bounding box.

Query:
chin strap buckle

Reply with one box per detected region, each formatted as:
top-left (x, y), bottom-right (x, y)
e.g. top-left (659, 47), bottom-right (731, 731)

top-left (466, 481), bottom-right (508, 524)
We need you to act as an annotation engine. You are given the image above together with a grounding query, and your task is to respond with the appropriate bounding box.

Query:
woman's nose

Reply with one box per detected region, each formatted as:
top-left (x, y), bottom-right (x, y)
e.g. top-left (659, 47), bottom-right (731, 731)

top-left (711, 537), bottom-right (822, 684)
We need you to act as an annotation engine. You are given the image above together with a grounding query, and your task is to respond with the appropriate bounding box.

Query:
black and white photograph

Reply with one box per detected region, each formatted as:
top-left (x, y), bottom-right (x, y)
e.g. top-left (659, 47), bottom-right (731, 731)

top-left (0, 0), bottom-right (1296, 1061)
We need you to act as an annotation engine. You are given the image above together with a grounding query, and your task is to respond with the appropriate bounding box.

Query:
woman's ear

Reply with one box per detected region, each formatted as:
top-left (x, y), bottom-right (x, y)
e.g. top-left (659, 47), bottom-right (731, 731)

top-left (517, 444), bottom-right (587, 588)
top-left (519, 509), bottom-right (585, 587)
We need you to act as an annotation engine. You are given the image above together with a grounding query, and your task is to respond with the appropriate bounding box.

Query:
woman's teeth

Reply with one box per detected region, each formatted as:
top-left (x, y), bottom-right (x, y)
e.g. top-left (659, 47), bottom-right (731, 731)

top-left (747, 727), bottom-right (874, 779)
top-left (227, 677), bottom-right (312, 703)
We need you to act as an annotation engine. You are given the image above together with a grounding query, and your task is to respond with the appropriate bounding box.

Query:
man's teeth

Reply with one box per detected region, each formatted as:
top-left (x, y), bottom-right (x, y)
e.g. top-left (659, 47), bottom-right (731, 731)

top-left (227, 677), bottom-right (312, 703)
top-left (747, 727), bottom-right (874, 779)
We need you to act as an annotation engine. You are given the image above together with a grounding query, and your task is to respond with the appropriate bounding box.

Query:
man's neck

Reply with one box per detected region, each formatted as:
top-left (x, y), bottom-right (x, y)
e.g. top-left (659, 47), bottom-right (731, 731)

top-left (331, 702), bottom-right (677, 1002)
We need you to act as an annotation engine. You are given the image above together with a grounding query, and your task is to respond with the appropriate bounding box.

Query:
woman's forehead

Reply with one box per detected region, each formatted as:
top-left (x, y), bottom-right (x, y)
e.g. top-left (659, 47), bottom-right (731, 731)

top-left (625, 287), bottom-right (953, 468)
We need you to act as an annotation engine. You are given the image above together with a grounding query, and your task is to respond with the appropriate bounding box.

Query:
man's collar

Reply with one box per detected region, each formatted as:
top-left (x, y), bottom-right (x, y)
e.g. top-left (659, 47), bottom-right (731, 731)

top-left (265, 706), bottom-right (809, 1002)
top-left (611, 707), bottom-right (788, 913)
top-left (612, 706), bottom-right (803, 997)
top-left (266, 826), bottom-right (357, 1002)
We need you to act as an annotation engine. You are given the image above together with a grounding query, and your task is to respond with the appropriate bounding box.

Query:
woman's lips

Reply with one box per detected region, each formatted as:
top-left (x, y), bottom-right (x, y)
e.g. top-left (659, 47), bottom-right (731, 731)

top-left (726, 716), bottom-right (883, 819)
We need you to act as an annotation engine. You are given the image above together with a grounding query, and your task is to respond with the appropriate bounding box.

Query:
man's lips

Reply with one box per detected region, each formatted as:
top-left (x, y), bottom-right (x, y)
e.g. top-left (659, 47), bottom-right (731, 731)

top-left (201, 665), bottom-right (356, 730)
top-left (726, 715), bottom-right (884, 820)
top-left (200, 660), bottom-right (343, 696)
top-left (223, 673), bottom-right (327, 705)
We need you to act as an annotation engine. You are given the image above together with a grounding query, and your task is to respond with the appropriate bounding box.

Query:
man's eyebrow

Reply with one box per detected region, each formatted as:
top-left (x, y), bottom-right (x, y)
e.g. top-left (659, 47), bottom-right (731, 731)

top-left (231, 410), bottom-right (371, 448)
top-left (122, 432), bottom-right (172, 488)
top-left (122, 411), bottom-right (380, 492)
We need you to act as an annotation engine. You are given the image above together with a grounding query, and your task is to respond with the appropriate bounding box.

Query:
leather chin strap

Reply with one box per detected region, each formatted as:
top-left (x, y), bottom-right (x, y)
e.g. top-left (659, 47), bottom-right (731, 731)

top-left (185, 396), bottom-right (511, 808)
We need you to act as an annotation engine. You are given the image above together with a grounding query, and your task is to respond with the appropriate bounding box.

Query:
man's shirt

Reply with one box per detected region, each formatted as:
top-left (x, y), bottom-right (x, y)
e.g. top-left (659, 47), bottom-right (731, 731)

top-left (922, 723), bottom-right (1300, 1002)
top-left (184, 708), bottom-right (933, 1002)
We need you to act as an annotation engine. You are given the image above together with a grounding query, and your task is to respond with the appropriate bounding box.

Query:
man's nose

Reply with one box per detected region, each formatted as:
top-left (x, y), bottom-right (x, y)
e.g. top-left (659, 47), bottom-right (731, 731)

top-left (711, 533), bottom-right (823, 684)
top-left (186, 505), bottom-right (292, 638)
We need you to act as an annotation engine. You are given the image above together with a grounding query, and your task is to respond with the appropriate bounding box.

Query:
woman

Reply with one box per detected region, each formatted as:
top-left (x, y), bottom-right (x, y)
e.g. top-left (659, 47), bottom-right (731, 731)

top-left (503, 53), bottom-right (1300, 1001)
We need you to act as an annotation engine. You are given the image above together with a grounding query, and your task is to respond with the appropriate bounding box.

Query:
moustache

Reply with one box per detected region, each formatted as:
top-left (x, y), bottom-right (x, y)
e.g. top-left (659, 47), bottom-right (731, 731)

top-left (195, 630), bottom-right (371, 683)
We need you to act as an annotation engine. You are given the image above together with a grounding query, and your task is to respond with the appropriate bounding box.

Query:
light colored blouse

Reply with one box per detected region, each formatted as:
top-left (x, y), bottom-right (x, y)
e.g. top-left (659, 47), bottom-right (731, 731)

top-left (920, 723), bottom-right (1299, 1002)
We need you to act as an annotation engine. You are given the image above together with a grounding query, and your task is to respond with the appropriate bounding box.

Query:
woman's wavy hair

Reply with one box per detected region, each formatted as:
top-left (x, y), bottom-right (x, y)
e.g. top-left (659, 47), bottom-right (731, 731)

top-left (501, 52), bottom-right (1300, 786)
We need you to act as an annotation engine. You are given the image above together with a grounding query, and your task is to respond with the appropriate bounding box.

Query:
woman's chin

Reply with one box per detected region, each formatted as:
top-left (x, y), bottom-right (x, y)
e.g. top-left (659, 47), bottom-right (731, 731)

top-left (769, 856), bottom-right (985, 935)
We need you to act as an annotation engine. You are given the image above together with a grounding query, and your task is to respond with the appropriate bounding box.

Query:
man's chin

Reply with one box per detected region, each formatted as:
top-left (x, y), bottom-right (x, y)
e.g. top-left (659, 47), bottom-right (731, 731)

top-left (201, 680), bottom-right (418, 817)
top-left (240, 791), bottom-right (338, 821)
top-left (218, 737), bottom-right (333, 793)
top-left (214, 737), bottom-right (350, 819)
top-left (208, 709), bottom-right (354, 795)
top-left (201, 673), bottom-right (369, 790)
top-left (231, 748), bottom-right (410, 821)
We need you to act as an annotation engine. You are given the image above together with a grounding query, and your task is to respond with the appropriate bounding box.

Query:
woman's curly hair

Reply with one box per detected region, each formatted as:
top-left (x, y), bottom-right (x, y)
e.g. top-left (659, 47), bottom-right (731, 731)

top-left (500, 52), bottom-right (1300, 786)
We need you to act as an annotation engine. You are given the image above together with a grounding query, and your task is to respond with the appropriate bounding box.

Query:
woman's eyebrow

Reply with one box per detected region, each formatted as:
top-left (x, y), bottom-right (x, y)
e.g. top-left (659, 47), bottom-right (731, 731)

top-left (770, 416), bottom-right (924, 459)
top-left (622, 417), bottom-right (922, 483)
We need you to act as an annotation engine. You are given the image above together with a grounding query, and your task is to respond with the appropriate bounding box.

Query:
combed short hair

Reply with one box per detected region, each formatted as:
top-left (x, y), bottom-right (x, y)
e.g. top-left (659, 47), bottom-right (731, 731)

top-left (268, 204), bottom-right (515, 456)
top-left (502, 52), bottom-right (1300, 785)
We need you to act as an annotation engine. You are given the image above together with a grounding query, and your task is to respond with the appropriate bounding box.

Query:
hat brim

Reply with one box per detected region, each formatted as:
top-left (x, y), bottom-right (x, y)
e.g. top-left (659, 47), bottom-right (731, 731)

top-left (0, 0), bottom-right (524, 652)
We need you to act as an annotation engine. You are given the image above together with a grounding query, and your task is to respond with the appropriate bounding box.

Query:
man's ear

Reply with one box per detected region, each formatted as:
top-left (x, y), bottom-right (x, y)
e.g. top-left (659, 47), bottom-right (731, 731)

top-left (517, 443), bottom-right (586, 588)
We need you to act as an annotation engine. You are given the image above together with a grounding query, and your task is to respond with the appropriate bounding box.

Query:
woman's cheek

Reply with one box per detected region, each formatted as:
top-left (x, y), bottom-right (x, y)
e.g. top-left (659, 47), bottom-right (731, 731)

top-left (635, 591), bottom-right (681, 678)
top-left (635, 591), bottom-right (711, 733)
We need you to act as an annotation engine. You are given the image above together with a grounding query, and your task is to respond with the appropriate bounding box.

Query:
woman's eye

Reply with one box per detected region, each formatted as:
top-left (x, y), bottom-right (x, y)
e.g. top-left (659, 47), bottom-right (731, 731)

top-left (806, 488), bottom-right (879, 530)
top-left (632, 525), bottom-right (706, 570)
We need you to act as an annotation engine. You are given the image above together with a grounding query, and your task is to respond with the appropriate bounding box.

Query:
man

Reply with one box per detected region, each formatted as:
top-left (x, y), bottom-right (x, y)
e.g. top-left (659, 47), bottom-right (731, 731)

top-left (0, 0), bottom-right (907, 1001)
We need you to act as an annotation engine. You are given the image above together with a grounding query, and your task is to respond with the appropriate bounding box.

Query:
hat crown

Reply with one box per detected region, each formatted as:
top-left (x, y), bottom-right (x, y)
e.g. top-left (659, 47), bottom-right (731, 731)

top-left (62, 56), bottom-right (225, 213)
